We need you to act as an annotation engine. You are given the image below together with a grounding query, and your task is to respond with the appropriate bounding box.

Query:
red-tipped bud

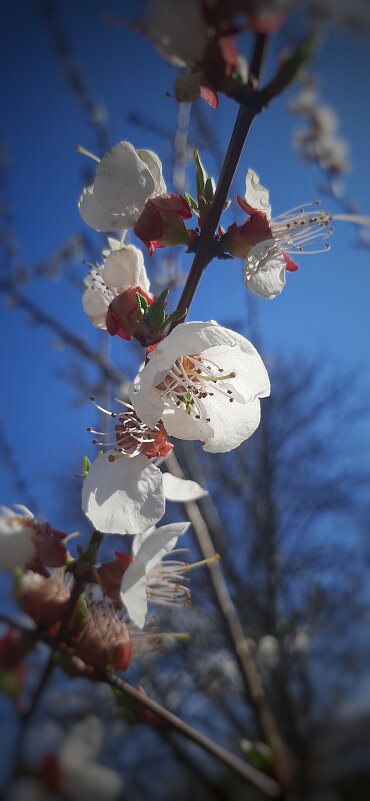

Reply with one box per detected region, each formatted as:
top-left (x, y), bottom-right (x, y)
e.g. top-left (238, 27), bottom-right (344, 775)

top-left (75, 612), bottom-right (133, 672)
top-left (106, 287), bottom-right (154, 340)
top-left (134, 194), bottom-right (191, 255)
top-left (16, 572), bottom-right (70, 628)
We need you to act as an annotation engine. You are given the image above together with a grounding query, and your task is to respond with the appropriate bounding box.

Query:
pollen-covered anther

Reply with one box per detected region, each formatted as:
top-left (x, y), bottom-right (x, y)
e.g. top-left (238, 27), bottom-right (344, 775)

top-left (156, 354), bottom-right (238, 420)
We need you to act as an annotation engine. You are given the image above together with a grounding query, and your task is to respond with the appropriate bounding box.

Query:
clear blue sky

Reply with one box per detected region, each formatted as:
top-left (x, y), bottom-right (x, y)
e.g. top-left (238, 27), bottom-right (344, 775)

top-left (0, 1), bottom-right (369, 526)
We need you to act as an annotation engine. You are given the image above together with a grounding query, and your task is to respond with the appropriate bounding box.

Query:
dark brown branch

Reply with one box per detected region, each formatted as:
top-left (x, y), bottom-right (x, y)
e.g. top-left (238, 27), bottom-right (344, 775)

top-left (175, 33), bottom-right (268, 319)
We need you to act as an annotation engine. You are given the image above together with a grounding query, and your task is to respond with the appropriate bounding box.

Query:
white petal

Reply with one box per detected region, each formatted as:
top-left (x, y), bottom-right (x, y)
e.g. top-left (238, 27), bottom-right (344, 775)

top-left (244, 240), bottom-right (286, 299)
top-left (130, 321), bottom-right (236, 428)
top-left (120, 571), bottom-right (148, 628)
top-left (199, 333), bottom-right (270, 452)
top-left (0, 517), bottom-right (36, 571)
top-left (103, 245), bottom-right (150, 293)
top-left (244, 169), bottom-right (271, 218)
top-left (162, 473), bottom-right (208, 502)
top-left (78, 185), bottom-right (127, 232)
top-left (82, 288), bottom-right (109, 328)
top-left (121, 522), bottom-right (189, 627)
top-left (162, 406), bottom-right (214, 441)
top-left (137, 149), bottom-right (167, 196)
top-left (134, 521), bottom-right (190, 570)
top-left (82, 452), bottom-right (165, 535)
top-left (93, 141), bottom-right (155, 214)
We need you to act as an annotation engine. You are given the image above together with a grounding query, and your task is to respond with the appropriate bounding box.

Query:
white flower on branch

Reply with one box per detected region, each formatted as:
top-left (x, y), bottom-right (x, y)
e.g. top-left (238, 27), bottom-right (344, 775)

top-left (78, 141), bottom-right (166, 232)
top-left (226, 168), bottom-right (370, 299)
top-left (83, 243), bottom-right (154, 339)
top-left (130, 321), bottom-right (270, 453)
top-left (82, 397), bottom-right (174, 535)
top-left (120, 521), bottom-right (191, 628)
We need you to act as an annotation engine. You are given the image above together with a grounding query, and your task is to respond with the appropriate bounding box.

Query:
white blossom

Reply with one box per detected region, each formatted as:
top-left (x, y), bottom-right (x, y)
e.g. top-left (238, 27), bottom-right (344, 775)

top-left (130, 321), bottom-right (270, 453)
top-left (120, 522), bottom-right (190, 627)
top-left (240, 169), bottom-right (370, 299)
top-left (78, 141), bottom-right (166, 232)
top-left (82, 243), bottom-right (151, 329)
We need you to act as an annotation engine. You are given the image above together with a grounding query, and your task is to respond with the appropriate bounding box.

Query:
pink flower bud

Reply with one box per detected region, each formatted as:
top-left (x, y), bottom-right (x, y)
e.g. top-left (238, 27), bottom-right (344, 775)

top-left (16, 572), bottom-right (70, 628)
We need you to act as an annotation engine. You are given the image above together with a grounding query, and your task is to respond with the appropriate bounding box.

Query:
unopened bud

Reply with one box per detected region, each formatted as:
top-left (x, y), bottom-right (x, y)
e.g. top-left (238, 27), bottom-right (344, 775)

top-left (16, 572), bottom-right (70, 628)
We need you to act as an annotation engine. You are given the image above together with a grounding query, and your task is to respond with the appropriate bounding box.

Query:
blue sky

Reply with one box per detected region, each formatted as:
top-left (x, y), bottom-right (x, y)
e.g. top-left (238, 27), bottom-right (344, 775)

top-left (0, 1), bottom-right (369, 526)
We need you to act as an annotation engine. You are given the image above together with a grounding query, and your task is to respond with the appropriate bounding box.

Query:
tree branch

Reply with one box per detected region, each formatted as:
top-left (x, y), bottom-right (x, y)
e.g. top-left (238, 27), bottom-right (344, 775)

top-left (175, 33), bottom-right (268, 319)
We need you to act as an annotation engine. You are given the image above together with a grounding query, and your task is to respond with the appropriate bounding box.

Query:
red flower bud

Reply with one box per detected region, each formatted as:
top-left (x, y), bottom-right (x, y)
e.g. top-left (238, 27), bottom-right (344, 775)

top-left (106, 286), bottom-right (154, 340)
top-left (134, 194), bottom-right (191, 255)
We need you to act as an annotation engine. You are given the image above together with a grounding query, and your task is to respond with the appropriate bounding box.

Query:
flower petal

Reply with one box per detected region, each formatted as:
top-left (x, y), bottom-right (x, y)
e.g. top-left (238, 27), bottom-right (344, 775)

top-left (162, 406), bottom-right (214, 441)
top-left (82, 287), bottom-right (109, 328)
top-left (199, 336), bottom-right (270, 452)
top-left (244, 169), bottom-right (271, 218)
top-left (244, 240), bottom-right (286, 299)
top-left (162, 473), bottom-right (208, 502)
top-left (78, 185), bottom-right (127, 232)
top-left (103, 245), bottom-right (150, 294)
top-left (82, 452), bottom-right (165, 535)
top-left (94, 142), bottom-right (155, 215)
top-left (137, 149), bottom-right (167, 196)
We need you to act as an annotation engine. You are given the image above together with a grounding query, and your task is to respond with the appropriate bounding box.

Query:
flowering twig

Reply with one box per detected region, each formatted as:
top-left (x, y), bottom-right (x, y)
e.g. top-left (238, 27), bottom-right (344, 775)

top-left (175, 33), bottom-right (268, 320)
top-left (0, 615), bottom-right (280, 797)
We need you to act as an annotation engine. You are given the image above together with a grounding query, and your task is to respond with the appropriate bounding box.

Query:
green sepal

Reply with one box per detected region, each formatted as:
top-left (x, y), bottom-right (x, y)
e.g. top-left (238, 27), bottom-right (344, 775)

top-left (164, 307), bottom-right (187, 328)
top-left (185, 193), bottom-right (200, 217)
top-left (204, 176), bottom-right (216, 205)
top-left (145, 288), bottom-right (169, 331)
top-left (194, 150), bottom-right (207, 199)
top-left (136, 293), bottom-right (148, 313)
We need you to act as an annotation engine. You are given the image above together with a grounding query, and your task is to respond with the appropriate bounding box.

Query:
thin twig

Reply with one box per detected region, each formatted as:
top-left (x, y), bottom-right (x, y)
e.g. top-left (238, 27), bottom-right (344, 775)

top-left (0, 615), bottom-right (280, 797)
top-left (165, 450), bottom-right (295, 790)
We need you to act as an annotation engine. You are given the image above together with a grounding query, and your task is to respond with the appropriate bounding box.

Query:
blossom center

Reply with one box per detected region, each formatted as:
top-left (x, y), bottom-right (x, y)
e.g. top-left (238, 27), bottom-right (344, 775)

top-left (156, 354), bottom-right (237, 421)
top-left (88, 399), bottom-right (172, 459)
